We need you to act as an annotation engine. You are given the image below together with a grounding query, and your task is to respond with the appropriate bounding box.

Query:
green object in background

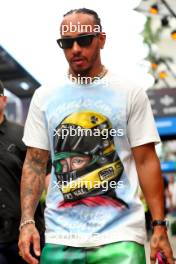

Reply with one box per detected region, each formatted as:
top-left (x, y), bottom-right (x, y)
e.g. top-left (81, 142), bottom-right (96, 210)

top-left (171, 221), bottom-right (176, 235)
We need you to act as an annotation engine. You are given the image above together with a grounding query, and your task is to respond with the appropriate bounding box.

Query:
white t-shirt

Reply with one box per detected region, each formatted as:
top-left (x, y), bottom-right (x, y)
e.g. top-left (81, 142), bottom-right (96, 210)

top-left (23, 72), bottom-right (160, 247)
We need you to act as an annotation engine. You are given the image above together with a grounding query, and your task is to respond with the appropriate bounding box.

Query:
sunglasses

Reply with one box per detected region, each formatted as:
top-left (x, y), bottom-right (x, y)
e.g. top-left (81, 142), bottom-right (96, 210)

top-left (57, 33), bottom-right (99, 49)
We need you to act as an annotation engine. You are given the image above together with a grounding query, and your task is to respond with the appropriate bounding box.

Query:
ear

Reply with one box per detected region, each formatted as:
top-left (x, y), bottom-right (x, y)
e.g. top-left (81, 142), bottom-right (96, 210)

top-left (3, 96), bottom-right (8, 107)
top-left (99, 32), bottom-right (106, 49)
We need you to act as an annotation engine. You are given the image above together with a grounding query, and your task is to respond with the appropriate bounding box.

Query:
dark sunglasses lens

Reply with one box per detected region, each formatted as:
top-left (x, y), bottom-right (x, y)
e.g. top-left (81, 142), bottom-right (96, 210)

top-left (57, 34), bottom-right (97, 49)
top-left (77, 35), bottom-right (94, 47)
top-left (57, 38), bottom-right (74, 49)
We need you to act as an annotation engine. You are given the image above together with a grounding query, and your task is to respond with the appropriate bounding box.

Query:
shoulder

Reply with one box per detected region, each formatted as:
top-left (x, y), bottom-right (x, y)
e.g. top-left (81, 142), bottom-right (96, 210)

top-left (105, 71), bottom-right (144, 97)
top-left (31, 78), bottom-right (68, 109)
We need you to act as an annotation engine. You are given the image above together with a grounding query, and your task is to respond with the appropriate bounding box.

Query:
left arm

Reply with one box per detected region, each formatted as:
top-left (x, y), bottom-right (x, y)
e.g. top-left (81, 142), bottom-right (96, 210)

top-left (132, 143), bottom-right (174, 264)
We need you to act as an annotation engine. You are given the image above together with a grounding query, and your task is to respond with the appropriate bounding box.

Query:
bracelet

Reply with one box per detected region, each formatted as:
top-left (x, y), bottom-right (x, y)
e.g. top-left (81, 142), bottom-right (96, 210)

top-left (19, 219), bottom-right (35, 231)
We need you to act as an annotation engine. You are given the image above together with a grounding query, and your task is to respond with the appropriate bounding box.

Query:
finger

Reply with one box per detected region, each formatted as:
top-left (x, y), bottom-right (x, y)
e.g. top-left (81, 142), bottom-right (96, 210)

top-left (165, 257), bottom-right (175, 264)
top-left (150, 248), bottom-right (158, 264)
top-left (161, 247), bottom-right (174, 264)
top-left (150, 256), bottom-right (156, 264)
top-left (32, 233), bottom-right (41, 256)
top-left (150, 247), bottom-right (158, 258)
top-left (23, 251), bottom-right (39, 264)
top-left (18, 239), bottom-right (30, 256)
top-left (22, 242), bottom-right (39, 264)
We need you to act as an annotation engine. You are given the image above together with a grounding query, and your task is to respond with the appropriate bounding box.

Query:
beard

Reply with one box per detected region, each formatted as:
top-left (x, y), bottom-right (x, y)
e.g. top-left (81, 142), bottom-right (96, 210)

top-left (69, 46), bottom-right (100, 77)
top-left (72, 65), bottom-right (92, 76)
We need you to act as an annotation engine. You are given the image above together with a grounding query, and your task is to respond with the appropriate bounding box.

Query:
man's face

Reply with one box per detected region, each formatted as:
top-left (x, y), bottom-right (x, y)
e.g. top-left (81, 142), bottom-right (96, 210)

top-left (60, 13), bottom-right (106, 75)
top-left (60, 156), bottom-right (90, 173)
top-left (0, 96), bottom-right (7, 115)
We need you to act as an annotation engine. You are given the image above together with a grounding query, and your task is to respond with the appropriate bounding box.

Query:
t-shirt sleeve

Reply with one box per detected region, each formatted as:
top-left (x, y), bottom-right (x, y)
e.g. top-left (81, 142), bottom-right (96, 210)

top-left (127, 88), bottom-right (160, 148)
top-left (22, 90), bottom-right (50, 150)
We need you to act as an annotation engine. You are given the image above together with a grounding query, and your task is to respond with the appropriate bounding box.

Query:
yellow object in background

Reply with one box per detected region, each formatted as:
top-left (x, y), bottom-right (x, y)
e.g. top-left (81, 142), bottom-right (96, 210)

top-left (149, 5), bottom-right (158, 15)
top-left (159, 71), bottom-right (168, 79)
top-left (171, 31), bottom-right (176, 40)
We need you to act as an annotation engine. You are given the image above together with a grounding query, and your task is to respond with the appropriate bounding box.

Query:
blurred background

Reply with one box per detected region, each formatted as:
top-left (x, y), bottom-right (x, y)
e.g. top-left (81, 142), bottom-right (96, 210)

top-left (0, 0), bottom-right (176, 261)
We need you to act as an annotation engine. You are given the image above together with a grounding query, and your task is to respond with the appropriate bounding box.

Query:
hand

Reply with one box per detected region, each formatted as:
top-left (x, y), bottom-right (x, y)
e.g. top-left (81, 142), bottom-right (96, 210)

top-left (150, 226), bottom-right (175, 264)
top-left (18, 224), bottom-right (41, 264)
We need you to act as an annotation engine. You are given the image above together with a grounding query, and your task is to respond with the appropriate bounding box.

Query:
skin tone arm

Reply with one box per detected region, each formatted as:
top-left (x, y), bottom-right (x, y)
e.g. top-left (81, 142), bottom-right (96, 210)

top-left (132, 143), bottom-right (174, 264)
top-left (18, 147), bottom-right (49, 264)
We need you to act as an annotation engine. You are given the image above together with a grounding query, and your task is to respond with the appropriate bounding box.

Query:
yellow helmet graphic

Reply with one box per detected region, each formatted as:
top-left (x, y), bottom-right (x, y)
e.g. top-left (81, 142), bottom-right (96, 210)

top-left (53, 110), bottom-right (124, 202)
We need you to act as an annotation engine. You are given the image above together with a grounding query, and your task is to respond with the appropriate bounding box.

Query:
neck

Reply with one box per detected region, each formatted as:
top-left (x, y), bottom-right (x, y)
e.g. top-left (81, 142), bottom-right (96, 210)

top-left (68, 63), bottom-right (108, 84)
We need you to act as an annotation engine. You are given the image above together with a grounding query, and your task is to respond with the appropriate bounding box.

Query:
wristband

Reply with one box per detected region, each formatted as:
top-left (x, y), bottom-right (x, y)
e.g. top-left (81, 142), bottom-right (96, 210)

top-left (152, 219), bottom-right (169, 229)
top-left (19, 219), bottom-right (35, 231)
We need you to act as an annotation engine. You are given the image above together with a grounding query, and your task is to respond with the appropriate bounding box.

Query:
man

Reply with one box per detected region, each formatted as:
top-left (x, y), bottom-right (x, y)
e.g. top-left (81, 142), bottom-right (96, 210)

top-left (167, 175), bottom-right (176, 212)
top-left (0, 81), bottom-right (44, 264)
top-left (18, 8), bottom-right (174, 264)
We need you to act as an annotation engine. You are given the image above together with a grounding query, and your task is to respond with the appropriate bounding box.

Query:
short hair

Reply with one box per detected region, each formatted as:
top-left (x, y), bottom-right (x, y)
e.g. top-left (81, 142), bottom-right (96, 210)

top-left (63, 8), bottom-right (102, 32)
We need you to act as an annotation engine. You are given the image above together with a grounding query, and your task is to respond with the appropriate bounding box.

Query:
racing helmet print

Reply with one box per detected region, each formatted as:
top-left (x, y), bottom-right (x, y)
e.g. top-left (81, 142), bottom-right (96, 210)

top-left (53, 110), bottom-right (124, 202)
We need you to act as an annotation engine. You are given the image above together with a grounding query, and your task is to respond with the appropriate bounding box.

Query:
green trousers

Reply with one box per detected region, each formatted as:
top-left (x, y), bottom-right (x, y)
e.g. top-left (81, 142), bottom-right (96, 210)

top-left (40, 241), bottom-right (146, 264)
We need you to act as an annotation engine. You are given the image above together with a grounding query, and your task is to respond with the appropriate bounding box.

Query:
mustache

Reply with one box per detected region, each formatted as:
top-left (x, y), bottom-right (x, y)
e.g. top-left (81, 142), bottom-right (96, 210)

top-left (71, 56), bottom-right (87, 62)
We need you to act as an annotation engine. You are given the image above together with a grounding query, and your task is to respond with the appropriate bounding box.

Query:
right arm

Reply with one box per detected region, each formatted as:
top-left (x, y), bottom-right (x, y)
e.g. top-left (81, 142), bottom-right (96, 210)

top-left (18, 147), bottom-right (49, 264)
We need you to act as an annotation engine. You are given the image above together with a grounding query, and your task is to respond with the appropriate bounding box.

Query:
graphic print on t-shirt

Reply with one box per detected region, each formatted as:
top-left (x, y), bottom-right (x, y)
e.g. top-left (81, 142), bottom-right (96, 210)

top-left (53, 110), bottom-right (128, 209)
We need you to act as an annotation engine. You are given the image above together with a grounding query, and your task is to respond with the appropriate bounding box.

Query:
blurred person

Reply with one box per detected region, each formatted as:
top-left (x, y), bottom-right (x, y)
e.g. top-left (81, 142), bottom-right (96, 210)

top-left (163, 175), bottom-right (171, 215)
top-left (18, 8), bottom-right (175, 264)
top-left (167, 175), bottom-right (176, 213)
top-left (0, 81), bottom-right (44, 264)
